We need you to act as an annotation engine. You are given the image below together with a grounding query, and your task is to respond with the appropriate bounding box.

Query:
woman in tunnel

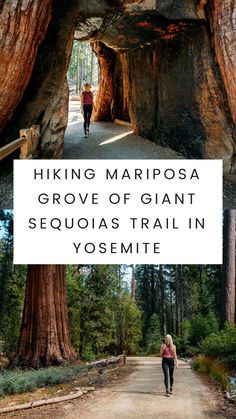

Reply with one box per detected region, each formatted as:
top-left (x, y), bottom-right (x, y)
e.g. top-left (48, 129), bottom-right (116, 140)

top-left (81, 83), bottom-right (96, 138)
top-left (160, 334), bottom-right (178, 396)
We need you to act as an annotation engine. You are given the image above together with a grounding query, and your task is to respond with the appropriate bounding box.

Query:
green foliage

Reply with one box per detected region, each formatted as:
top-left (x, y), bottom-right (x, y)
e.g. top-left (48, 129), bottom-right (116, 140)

top-left (81, 265), bottom-right (116, 356)
top-left (66, 265), bottom-right (142, 360)
top-left (0, 211), bottom-right (26, 358)
top-left (189, 312), bottom-right (219, 346)
top-left (68, 41), bottom-right (99, 92)
top-left (175, 319), bottom-right (192, 355)
top-left (118, 294), bottom-right (142, 354)
top-left (0, 365), bottom-right (89, 397)
top-left (193, 355), bottom-right (229, 391)
top-left (0, 266), bottom-right (26, 357)
top-left (66, 266), bottom-right (83, 351)
top-left (145, 314), bottom-right (162, 355)
top-left (200, 324), bottom-right (236, 367)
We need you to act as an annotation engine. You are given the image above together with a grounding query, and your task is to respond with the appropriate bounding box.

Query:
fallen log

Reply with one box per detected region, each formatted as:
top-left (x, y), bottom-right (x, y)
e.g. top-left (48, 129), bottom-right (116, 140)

top-left (0, 387), bottom-right (95, 414)
top-left (89, 355), bottom-right (122, 368)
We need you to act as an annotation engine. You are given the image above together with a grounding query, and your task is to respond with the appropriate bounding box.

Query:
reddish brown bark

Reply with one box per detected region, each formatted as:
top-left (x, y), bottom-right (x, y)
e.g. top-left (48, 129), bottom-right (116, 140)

top-left (0, 0), bottom-right (52, 136)
top-left (0, 1), bottom-right (235, 164)
top-left (92, 41), bottom-right (116, 121)
top-left (209, 0), bottom-right (236, 125)
top-left (220, 210), bottom-right (236, 327)
top-left (12, 265), bottom-right (75, 368)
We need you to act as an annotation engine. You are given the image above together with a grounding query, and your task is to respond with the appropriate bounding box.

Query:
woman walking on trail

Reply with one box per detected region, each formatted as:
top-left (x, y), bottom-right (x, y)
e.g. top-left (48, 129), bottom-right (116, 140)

top-left (160, 334), bottom-right (178, 397)
top-left (81, 83), bottom-right (96, 138)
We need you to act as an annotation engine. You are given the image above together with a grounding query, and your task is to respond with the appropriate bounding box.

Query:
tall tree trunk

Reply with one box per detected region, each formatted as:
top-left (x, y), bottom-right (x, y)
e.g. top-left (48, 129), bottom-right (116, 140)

top-left (12, 265), bottom-right (75, 368)
top-left (0, 239), bottom-right (9, 319)
top-left (159, 265), bottom-right (167, 335)
top-left (130, 265), bottom-right (136, 298)
top-left (169, 285), bottom-right (173, 334)
top-left (220, 210), bottom-right (236, 327)
top-left (179, 265), bottom-right (184, 326)
top-left (175, 265), bottom-right (180, 335)
top-left (92, 41), bottom-right (116, 121)
top-left (90, 49), bottom-right (94, 84)
top-left (76, 43), bottom-right (80, 94)
top-left (116, 265), bottom-right (122, 354)
top-left (208, 0), bottom-right (236, 126)
top-left (150, 265), bottom-right (155, 315)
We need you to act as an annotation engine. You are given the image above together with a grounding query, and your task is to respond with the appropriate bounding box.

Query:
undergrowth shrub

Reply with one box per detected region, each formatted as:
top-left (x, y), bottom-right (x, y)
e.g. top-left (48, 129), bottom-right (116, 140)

top-left (193, 355), bottom-right (229, 391)
top-left (0, 365), bottom-right (89, 397)
top-left (200, 324), bottom-right (236, 367)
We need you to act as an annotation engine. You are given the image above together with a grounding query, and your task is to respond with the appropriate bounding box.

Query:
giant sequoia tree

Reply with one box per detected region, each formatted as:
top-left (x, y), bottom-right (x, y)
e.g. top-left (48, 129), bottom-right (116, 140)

top-left (0, 1), bottom-right (235, 170)
top-left (220, 210), bottom-right (236, 327)
top-left (12, 265), bottom-right (75, 368)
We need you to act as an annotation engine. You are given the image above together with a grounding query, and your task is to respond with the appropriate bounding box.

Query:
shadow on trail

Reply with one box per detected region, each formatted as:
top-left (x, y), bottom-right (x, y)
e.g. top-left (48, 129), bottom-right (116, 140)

top-left (63, 101), bottom-right (182, 160)
top-left (113, 390), bottom-right (166, 396)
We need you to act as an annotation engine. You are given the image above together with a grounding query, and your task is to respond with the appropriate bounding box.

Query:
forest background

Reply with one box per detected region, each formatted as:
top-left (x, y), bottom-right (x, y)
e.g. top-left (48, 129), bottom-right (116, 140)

top-left (0, 210), bottom-right (235, 369)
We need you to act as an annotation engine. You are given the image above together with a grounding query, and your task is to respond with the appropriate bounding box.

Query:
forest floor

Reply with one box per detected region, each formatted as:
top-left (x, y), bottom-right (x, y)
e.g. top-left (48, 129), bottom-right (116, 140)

top-left (1, 357), bottom-right (235, 418)
top-left (1, 100), bottom-right (236, 208)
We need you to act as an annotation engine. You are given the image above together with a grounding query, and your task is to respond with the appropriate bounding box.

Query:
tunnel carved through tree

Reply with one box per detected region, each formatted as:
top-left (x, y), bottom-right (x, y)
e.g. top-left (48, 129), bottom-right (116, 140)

top-left (0, 0), bottom-right (235, 171)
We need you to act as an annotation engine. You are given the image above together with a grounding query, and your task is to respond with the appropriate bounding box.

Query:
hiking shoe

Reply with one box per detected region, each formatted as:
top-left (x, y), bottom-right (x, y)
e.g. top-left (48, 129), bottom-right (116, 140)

top-left (166, 390), bottom-right (170, 397)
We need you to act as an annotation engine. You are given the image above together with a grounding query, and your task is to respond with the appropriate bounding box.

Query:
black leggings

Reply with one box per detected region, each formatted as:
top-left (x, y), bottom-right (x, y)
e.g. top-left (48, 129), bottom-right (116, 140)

top-left (162, 357), bottom-right (175, 390)
top-left (83, 104), bottom-right (93, 134)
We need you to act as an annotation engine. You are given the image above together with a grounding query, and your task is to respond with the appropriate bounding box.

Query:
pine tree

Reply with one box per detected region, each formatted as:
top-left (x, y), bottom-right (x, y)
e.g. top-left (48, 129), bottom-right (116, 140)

top-left (145, 314), bottom-right (162, 355)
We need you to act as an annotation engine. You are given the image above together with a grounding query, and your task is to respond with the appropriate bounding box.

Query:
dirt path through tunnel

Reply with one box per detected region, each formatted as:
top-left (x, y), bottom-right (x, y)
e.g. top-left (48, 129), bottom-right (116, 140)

top-left (63, 101), bottom-right (182, 160)
top-left (1, 101), bottom-right (236, 208)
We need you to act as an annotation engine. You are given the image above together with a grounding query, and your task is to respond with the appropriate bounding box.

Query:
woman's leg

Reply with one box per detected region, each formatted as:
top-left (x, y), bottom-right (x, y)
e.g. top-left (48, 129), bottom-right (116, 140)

top-left (162, 358), bottom-right (169, 390)
top-left (87, 105), bottom-right (93, 132)
top-left (83, 107), bottom-right (88, 135)
top-left (168, 359), bottom-right (175, 389)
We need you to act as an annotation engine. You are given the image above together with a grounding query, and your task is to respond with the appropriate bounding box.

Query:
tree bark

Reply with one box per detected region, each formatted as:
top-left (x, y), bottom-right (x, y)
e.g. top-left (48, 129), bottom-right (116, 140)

top-left (220, 210), bottom-right (236, 327)
top-left (0, 1), bottom-right (235, 164)
top-left (159, 265), bottom-right (167, 335)
top-left (12, 265), bottom-right (75, 368)
top-left (0, 0), bottom-right (52, 139)
top-left (175, 265), bottom-right (180, 335)
top-left (208, 0), bottom-right (236, 125)
top-left (92, 41), bottom-right (116, 121)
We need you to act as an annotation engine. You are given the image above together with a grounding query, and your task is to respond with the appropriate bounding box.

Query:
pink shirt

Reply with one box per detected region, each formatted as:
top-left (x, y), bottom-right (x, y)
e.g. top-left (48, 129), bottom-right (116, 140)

top-left (162, 346), bottom-right (174, 357)
top-left (82, 91), bottom-right (93, 105)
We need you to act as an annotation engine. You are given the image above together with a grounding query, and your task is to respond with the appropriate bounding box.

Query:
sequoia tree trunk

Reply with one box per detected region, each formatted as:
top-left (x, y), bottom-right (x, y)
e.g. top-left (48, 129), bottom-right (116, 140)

top-left (208, 0), bottom-right (236, 125)
top-left (159, 265), bottom-right (167, 335)
top-left (0, 0), bottom-right (52, 138)
top-left (0, 1), bottom-right (235, 164)
top-left (92, 41), bottom-right (116, 121)
top-left (175, 265), bottom-right (180, 335)
top-left (220, 210), bottom-right (236, 327)
top-left (12, 265), bottom-right (75, 368)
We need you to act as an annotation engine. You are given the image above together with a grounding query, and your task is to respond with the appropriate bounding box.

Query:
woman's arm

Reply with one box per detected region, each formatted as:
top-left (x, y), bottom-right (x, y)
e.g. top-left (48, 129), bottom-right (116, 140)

top-left (173, 345), bottom-right (178, 368)
top-left (159, 344), bottom-right (166, 357)
top-left (80, 92), bottom-right (84, 113)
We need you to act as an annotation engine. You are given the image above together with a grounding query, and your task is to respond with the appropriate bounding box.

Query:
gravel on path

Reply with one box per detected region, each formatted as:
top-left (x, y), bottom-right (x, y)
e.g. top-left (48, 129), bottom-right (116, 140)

top-left (61, 357), bottom-right (231, 419)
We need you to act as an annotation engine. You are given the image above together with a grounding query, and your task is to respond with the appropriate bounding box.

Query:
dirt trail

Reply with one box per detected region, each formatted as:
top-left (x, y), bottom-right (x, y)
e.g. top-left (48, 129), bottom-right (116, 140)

top-left (64, 101), bottom-right (236, 208)
top-left (63, 102), bottom-right (183, 160)
top-left (62, 357), bottom-right (227, 419)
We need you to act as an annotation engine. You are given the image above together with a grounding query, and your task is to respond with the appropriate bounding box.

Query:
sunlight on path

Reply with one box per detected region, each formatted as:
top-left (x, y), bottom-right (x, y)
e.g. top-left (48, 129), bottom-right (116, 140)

top-left (99, 131), bottom-right (133, 145)
top-left (63, 101), bottom-right (183, 160)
